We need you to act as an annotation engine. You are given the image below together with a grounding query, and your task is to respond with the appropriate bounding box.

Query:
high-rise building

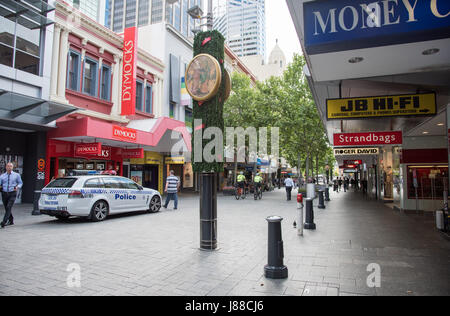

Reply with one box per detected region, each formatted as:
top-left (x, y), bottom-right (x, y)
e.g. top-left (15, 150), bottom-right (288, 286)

top-left (64, 0), bottom-right (105, 22)
top-left (105, 0), bottom-right (202, 37)
top-left (213, 0), bottom-right (266, 59)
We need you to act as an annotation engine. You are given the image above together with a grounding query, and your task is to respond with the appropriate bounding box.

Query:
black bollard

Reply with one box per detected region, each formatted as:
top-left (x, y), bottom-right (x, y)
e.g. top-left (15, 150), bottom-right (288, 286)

top-left (318, 190), bottom-right (326, 209)
top-left (304, 198), bottom-right (316, 230)
top-left (200, 173), bottom-right (217, 250)
top-left (264, 216), bottom-right (288, 279)
top-left (325, 187), bottom-right (330, 201)
top-left (32, 190), bottom-right (42, 215)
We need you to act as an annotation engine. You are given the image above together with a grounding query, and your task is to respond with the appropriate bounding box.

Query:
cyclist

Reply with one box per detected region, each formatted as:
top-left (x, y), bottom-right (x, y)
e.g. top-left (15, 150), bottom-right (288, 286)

top-left (236, 171), bottom-right (246, 196)
top-left (253, 173), bottom-right (263, 198)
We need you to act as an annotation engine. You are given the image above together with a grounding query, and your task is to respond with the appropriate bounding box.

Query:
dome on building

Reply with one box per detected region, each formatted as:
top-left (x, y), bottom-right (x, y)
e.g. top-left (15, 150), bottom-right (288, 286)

top-left (269, 39), bottom-right (286, 69)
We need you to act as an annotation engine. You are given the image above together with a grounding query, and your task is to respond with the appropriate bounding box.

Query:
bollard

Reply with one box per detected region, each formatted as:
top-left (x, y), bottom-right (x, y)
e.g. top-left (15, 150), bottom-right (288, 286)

top-left (318, 190), bottom-right (326, 209)
top-left (264, 216), bottom-right (288, 279)
top-left (32, 190), bottom-right (42, 216)
top-left (325, 187), bottom-right (330, 201)
top-left (304, 198), bottom-right (316, 230)
top-left (297, 193), bottom-right (304, 236)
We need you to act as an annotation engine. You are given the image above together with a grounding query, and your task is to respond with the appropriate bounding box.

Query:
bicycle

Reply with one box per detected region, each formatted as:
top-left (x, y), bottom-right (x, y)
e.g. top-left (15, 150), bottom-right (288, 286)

top-left (235, 183), bottom-right (247, 200)
top-left (254, 184), bottom-right (263, 200)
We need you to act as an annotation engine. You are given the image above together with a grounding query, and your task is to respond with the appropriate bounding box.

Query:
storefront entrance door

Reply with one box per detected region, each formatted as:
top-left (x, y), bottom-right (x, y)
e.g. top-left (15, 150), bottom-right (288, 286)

top-left (143, 165), bottom-right (159, 191)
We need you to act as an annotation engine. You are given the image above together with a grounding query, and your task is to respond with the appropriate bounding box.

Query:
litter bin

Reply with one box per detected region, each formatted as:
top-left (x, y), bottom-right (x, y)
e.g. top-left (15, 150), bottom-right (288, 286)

top-left (32, 190), bottom-right (41, 215)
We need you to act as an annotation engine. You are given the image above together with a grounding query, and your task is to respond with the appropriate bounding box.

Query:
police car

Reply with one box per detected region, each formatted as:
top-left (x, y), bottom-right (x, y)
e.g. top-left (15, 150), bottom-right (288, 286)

top-left (39, 175), bottom-right (162, 222)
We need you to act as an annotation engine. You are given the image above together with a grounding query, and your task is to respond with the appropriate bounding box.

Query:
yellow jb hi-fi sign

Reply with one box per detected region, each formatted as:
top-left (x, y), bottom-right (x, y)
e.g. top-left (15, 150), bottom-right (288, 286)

top-left (327, 93), bottom-right (436, 120)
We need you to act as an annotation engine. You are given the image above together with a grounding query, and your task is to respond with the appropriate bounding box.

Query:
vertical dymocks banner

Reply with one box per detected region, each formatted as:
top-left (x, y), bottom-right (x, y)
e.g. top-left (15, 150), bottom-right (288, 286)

top-left (121, 27), bottom-right (138, 116)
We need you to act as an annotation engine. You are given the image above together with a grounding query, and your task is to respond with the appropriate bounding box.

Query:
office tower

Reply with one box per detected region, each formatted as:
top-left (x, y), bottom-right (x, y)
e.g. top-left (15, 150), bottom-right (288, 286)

top-left (213, 0), bottom-right (266, 59)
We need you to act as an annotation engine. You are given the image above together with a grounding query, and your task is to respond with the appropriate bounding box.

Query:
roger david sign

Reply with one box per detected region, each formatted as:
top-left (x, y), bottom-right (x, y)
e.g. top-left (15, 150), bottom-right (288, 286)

top-left (334, 131), bottom-right (402, 146)
top-left (121, 27), bottom-right (138, 116)
top-left (327, 93), bottom-right (436, 120)
top-left (334, 148), bottom-right (380, 156)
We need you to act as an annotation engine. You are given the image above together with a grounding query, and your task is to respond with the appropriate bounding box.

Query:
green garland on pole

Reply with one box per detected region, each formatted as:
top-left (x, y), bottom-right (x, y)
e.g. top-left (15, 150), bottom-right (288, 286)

top-left (192, 30), bottom-right (225, 173)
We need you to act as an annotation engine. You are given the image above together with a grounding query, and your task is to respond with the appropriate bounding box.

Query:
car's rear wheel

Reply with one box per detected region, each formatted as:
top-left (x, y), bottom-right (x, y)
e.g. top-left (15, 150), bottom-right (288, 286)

top-left (148, 195), bottom-right (161, 213)
top-left (90, 200), bottom-right (109, 222)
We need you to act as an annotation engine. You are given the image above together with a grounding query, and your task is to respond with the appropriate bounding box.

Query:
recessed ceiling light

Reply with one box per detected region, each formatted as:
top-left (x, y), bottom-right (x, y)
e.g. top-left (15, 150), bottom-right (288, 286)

top-left (423, 131), bottom-right (429, 134)
top-left (422, 48), bottom-right (440, 55)
top-left (437, 123), bottom-right (444, 126)
top-left (348, 57), bottom-right (364, 64)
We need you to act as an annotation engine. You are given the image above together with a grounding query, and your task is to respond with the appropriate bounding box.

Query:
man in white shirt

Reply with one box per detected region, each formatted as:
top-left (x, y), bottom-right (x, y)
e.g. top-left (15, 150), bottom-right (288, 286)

top-left (284, 175), bottom-right (294, 201)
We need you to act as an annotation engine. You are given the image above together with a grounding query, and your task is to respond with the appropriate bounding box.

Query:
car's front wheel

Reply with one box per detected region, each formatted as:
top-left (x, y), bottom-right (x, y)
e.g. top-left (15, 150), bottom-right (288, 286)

top-left (148, 195), bottom-right (161, 213)
top-left (90, 200), bottom-right (109, 222)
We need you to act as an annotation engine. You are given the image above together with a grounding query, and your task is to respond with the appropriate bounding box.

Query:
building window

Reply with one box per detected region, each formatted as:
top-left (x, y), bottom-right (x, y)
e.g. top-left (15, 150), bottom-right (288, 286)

top-left (151, 0), bottom-right (163, 24)
top-left (125, 0), bottom-right (137, 28)
top-left (138, 0), bottom-right (150, 26)
top-left (83, 58), bottom-right (98, 97)
top-left (113, 0), bottom-right (125, 32)
top-left (105, 0), bottom-right (112, 28)
top-left (173, 2), bottom-right (181, 31)
top-left (136, 80), bottom-right (144, 111)
top-left (145, 84), bottom-right (152, 114)
top-left (100, 65), bottom-right (111, 101)
top-left (67, 50), bottom-right (81, 91)
top-left (0, 16), bottom-right (42, 76)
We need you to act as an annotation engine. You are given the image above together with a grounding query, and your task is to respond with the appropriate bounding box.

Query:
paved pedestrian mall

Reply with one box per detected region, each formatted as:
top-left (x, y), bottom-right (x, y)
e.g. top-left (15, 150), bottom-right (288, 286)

top-left (0, 188), bottom-right (449, 296)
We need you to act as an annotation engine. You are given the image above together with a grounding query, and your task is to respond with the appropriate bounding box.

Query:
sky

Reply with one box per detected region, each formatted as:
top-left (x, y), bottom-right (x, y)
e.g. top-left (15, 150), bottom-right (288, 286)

top-left (265, 0), bottom-right (302, 64)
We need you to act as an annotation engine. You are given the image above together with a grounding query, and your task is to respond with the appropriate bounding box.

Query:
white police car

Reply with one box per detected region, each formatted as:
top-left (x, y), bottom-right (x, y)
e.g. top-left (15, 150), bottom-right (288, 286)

top-left (39, 176), bottom-right (162, 222)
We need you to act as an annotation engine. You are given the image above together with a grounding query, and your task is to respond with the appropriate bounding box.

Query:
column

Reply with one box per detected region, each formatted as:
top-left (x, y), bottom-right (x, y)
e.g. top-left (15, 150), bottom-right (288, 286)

top-left (110, 54), bottom-right (122, 117)
top-left (57, 27), bottom-right (69, 102)
top-left (50, 25), bottom-right (61, 99)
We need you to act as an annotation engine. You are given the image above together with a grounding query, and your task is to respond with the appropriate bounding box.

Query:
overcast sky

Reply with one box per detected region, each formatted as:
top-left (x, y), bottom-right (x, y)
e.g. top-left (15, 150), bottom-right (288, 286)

top-left (265, 0), bottom-right (302, 64)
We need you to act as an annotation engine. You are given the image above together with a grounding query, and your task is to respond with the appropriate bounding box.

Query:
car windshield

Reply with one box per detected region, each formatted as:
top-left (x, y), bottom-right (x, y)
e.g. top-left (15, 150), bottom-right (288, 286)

top-left (46, 178), bottom-right (78, 188)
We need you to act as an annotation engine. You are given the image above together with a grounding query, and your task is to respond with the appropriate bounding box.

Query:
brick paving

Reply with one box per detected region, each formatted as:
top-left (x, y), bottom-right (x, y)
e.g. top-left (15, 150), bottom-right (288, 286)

top-left (0, 188), bottom-right (449, 296)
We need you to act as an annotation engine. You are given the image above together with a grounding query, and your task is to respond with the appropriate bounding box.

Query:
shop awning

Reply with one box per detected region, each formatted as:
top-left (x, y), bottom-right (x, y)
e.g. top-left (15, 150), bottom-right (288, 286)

top-left (0, 89), bottom-right (78, 131)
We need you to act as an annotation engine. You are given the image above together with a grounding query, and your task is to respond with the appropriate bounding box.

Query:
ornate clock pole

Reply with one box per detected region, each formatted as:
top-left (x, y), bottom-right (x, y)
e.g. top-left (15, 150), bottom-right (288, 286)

top-left (185, 30), bottom-right (230, 250)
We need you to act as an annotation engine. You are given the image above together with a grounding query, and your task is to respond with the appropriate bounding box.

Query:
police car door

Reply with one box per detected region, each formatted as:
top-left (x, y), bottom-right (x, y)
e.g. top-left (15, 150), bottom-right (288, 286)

top-left (121, 178), bottom-right (146, 211)
top-left (103, 177), bottom-right (128, 212)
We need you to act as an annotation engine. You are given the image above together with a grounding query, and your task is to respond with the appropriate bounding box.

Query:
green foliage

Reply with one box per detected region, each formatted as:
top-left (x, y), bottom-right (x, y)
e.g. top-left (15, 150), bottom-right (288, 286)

top-left (191, 30), bottom-right (225, 173)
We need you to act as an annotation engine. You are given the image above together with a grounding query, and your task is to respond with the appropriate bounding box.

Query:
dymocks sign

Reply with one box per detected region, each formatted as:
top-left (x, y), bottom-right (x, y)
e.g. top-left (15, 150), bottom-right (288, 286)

top-left (334, 131), bottom-right (402, 147)
top-left (303, 0), bottom-right (450, 54)
top-left (112, 125), bottom-right (137, 142)
top-left (121, 27), bottom-right (138, 116)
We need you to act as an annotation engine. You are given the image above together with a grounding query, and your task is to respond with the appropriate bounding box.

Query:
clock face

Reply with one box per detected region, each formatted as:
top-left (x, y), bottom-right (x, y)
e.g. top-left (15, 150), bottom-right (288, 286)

top-left (223, 69), bottom-right (231, 102)
top-left (185, 54), bottom-right (222, 102)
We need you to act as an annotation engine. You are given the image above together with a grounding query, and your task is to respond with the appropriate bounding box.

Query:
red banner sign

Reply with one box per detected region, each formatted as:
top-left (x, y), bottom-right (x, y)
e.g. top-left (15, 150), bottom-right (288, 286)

top-left (113, 125), bottom-right (137, 142)
top-left (75, 143), bottom-right (102, 156)
top-left (122, 148), bottom-right (144, 159)
top-left (344, 160), bottom-right (362, 165)
top-left (121, 27), bottom-right (138, 116)
top-left (334, 131), bottom-right (402, 147)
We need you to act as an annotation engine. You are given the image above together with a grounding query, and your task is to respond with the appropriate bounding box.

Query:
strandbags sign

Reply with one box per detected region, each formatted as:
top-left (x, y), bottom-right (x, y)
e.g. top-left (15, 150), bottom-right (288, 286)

top-left (303, 0), bottom-right (450, 54)
top-left (334, 131), bottom-right (402, 146)
top-left (121, 27), bottom-right (138, 116)
top-left (334, 147), bottom-right (380, 156)
top-left (327, 93), bottom-right (436, 120)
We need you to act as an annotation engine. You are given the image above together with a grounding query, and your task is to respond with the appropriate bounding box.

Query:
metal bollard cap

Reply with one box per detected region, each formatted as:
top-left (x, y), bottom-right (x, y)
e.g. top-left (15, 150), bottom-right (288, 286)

top-left (266, 215), bottom-right (283, 222)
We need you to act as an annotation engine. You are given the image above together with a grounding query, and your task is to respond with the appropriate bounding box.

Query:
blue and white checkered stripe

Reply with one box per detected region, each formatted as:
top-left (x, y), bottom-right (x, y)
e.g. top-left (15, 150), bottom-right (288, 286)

top-left (42, 188), bottom-right (71, 194)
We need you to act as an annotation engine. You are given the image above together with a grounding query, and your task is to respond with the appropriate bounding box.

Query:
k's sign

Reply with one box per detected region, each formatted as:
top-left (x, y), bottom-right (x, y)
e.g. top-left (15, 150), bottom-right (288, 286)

top-left (334, 131), bottom-right (402, 147)
top-left (121, 27), bottom-right (138, 116)
top-left (304, 0), bottom-right (450, 54)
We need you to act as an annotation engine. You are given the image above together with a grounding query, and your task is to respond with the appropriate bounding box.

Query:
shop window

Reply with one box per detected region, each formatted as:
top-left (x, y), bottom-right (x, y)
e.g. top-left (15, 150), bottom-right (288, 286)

top-left (136, 80), bottom-right (144, 112)
top-left (0, 43), bottom-right (13, 68)
top-left (67, 50), bottom-right (81, 91)
top-left (145, 84), bottom-right (152, 114)
top-left (407, 166), bottom-right (448, 200)
top-left (100, 65), bottom-right (111, 101)
top-left (83, 57), bottom-right (98, 97)
top-left (169, 102), bottom-right (175, 118)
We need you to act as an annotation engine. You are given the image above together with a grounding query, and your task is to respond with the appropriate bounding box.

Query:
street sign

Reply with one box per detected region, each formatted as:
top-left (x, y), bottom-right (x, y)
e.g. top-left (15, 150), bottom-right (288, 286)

top-left (334, 148), bottom-right (379, 156)
top-left (327, 93), bottom-right (436, 120)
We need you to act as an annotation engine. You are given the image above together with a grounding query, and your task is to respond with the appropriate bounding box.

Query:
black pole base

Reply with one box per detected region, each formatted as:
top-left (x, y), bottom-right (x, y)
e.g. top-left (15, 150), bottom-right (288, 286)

top-left (304, 222), bottom-right (316, 230)
top-left (318, 205), bottom-right (326, 209)
top-left (325, 198), bottom-right (331, 202)
top-left (32, 210), bottom-right (41, 216)
top-left (264, 265), bottom-right (288, 279)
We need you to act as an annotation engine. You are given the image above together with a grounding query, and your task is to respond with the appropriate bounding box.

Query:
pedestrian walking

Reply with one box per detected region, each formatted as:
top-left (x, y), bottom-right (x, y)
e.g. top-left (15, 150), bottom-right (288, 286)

top-left (338, 177), bottom-right (343, 192)
top-left (0, 162), bottom-right (23, 228)
top-left (163, 170), bottom-right (180, 210)
top-left (284, 175), bottom-right (294, 201)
